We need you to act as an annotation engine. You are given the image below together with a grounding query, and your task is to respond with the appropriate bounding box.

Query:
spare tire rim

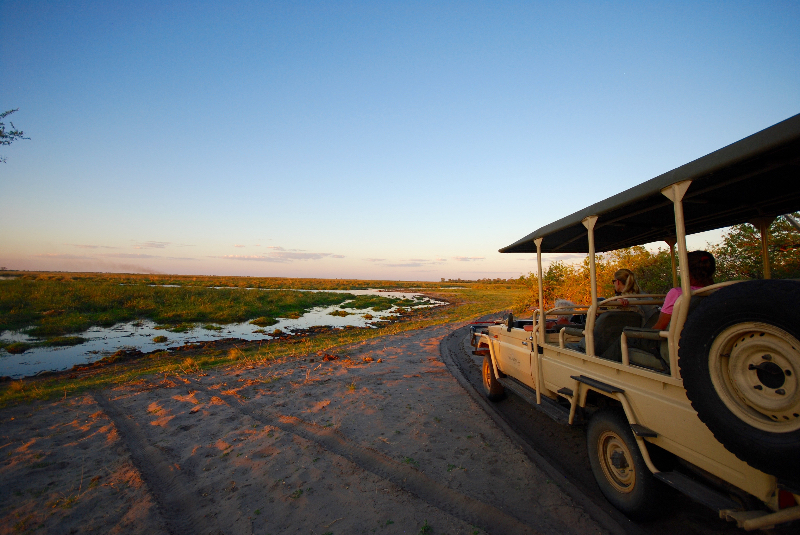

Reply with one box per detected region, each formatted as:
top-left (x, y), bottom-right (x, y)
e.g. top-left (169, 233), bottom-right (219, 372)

top-left (597, 430), bottom-right (636, 493)
top-left (709, 322), bottom-right (800, 433)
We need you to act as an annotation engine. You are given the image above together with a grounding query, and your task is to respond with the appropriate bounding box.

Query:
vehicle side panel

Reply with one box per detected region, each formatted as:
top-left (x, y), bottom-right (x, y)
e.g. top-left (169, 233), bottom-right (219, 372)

top-left (536, 343), bottom-right (776, 500)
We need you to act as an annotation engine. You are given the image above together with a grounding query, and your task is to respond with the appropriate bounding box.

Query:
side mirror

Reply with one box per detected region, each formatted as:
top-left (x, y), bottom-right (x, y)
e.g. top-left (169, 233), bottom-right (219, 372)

top-left (506, 312), bottom-right (514, 332)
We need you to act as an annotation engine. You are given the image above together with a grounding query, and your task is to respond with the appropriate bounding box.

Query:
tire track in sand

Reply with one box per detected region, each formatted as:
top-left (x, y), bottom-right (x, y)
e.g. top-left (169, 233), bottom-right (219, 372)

top-left (92, 391), bottom-right (252, 535)
top-left (189, 380), bottom-right (545, 535)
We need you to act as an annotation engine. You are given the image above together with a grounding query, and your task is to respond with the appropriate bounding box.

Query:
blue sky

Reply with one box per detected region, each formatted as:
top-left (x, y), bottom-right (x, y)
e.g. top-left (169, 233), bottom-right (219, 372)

top-left (2, 1), bottom-right (798, 280)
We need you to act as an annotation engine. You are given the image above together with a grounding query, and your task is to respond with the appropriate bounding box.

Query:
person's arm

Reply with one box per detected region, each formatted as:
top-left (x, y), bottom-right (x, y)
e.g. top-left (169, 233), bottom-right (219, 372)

top-left (652, 312), bottom-right (671, 331)
top-left (653, 288), bottom-right (680, 331)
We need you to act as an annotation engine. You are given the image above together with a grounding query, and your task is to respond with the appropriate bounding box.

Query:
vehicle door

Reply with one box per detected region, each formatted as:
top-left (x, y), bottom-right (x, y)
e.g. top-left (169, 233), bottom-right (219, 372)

top-left (495, 326), bottom-right (534, 384)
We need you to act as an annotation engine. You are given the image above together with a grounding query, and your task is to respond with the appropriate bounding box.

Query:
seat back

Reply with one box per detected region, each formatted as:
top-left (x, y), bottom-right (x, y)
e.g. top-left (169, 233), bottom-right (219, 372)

top-left (593, 311), bottom-right (643, 356)
top-left (639, 304), bottom-right (660, 329)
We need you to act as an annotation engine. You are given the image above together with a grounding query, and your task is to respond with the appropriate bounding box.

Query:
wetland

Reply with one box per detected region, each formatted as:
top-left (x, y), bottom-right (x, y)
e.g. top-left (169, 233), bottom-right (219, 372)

top-left (0, 272), bottom-right (525, 406)
top-left (0, 273), bottom-right (446, 378)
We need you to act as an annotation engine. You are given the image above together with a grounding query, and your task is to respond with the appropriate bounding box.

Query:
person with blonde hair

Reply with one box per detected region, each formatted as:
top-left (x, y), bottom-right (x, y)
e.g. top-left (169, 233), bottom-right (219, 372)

top-left (612, 268), bottom-right (640, 297)
top-left (611, 268), bottom-right (641, 309)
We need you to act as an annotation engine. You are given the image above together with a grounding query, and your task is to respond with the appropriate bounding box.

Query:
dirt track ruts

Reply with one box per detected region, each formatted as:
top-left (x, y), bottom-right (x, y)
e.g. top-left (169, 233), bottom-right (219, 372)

top-left (2, 322), bottom-right (609, 535)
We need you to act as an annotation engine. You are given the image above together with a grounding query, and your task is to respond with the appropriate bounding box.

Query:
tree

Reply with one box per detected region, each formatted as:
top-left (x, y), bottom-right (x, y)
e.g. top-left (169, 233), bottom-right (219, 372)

top-left (516, 217), bottom-right (800, 312)
top-left (1, 109), bottom-right (29, 163)
top-left (710, 213), bottom-right (800, 280)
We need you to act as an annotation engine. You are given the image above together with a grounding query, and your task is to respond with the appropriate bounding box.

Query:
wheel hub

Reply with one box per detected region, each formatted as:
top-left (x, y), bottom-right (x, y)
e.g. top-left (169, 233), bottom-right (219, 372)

top-left (750, 358), bottom-right (786, 389)
top-left (709, 322), bottom-right (800, 432)
top-left (598, 431), bottom-right (635, 493)
top-left (610, 450), bottom-right (629, 470)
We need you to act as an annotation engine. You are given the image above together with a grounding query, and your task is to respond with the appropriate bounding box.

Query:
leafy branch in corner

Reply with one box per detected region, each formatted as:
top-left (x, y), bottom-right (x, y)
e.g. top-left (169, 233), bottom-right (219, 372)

top-left (1, 108), bottom-right (30, 163)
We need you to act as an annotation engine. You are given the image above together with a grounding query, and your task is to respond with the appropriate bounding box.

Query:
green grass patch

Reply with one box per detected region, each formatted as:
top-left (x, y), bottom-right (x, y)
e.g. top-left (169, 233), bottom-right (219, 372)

top-left (0, 278), bottom-right (388, 336)
top-left (152, 335), bottom-right (168, 343)
top-left (1, 336), bottom-right (86, 353)
top-left (3, 342), bottom-right (33, 354)
top-left (0, 278), bottom-right (525, 407)
top-left (328, 309), bottom-right (352, 317)
top-left (339, 294), bottom-right (420, 311)
top-left (42, 336), bottom-right (86, 347)
top-left (249, 317), bottom-right (278, 327)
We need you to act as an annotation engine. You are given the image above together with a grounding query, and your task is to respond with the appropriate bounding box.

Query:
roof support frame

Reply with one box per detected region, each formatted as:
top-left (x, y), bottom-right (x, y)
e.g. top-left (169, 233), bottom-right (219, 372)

top-left (582, 215), bottom-right (599, 357)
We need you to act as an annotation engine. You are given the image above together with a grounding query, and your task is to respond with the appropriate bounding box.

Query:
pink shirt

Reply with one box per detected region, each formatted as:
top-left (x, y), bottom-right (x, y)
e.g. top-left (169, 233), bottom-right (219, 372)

top-left (662, 286), bottom-right (702, 315)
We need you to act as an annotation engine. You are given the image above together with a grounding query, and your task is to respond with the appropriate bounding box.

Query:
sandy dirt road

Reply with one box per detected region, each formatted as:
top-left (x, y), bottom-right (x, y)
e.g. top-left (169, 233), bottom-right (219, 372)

top-left (0, 322), bottom-right (611, 535)
top-left (442, 324), bottom-right (798, 535)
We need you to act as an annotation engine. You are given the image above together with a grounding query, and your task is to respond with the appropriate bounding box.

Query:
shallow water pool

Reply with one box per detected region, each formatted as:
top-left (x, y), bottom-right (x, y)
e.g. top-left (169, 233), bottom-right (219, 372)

top-left (0, 289), bottom-right (444, 379)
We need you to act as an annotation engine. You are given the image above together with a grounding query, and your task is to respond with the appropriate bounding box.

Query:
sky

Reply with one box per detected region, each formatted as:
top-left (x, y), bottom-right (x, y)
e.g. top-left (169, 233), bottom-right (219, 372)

top-left (1, 1), bottom-right (798, 281)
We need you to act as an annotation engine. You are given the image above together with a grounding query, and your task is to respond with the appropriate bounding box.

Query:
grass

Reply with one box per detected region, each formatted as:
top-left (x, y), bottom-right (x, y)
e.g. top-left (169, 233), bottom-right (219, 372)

top-left (0, 271), bottom-right (477, 290)
top-left (0, 274), bottom-right (526, 407)
top-left (0, 336), bottom-right (87, 354)
top-left (340, 294), bottom-right (417, 311)
top-left (0, 276), bottom-right (430, 337)
top-left (250, 317), bottom-right (278, 327)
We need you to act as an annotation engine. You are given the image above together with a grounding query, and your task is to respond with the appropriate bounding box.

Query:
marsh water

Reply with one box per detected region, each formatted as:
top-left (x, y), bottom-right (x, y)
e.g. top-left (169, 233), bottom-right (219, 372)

top-left (0, 289), bottom-right (445, 379)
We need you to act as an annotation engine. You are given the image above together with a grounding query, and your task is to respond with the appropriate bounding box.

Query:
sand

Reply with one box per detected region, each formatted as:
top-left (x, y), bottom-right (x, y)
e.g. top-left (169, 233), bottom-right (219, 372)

top-left (0, 322), bottom-right (608, 535)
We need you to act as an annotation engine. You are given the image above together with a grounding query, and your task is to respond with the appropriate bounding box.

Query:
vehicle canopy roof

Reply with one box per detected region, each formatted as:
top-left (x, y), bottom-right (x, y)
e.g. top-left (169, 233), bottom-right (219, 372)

top-left (500, 114), bottom-right (800, 254)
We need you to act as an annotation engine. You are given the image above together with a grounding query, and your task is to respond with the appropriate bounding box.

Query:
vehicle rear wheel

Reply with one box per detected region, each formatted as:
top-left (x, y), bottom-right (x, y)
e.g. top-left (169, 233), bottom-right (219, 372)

top-left (679, 280), bottom-right (800, 479)
top-left (587, 410), bottom-right (665, 520)
top-left (482, 356), bottom-right (505, 401)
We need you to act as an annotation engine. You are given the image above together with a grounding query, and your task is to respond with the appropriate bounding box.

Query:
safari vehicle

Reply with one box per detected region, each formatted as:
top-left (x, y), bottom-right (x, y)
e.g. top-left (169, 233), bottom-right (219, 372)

top-left (477, 114), bottom-right (800, 530)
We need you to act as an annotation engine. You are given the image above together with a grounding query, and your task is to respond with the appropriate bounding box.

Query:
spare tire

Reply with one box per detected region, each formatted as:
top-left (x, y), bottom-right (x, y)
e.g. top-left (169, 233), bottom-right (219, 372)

top-left (678, 280), bottom-right (800, 479)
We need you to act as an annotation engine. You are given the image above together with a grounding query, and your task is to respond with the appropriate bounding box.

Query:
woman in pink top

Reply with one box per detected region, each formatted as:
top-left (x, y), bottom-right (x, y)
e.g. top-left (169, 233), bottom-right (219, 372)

top-left (652, 251), bottom-right (716, 330)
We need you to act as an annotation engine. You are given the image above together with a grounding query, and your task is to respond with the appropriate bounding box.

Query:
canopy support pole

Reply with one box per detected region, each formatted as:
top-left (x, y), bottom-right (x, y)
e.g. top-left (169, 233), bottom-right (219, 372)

top-left (786, 213), bottom-right (800, 232)
top-left (534, 237), bottom-right (544, 405)
top-left (582, 216), bottom-right (598, 357)
top-left (750, 217), bottom-right (776, 279)
top-left (665, 237), bottom-right (678, 288)
top-left (662, 180), bottom-right (692, 380)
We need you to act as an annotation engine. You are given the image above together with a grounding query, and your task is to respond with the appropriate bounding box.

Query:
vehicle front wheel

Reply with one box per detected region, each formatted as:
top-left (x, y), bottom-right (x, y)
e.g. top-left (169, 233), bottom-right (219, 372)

top-left (482, 356), bottom-right (505, 401)
top-left (587, 410), bottom-right (665, 520)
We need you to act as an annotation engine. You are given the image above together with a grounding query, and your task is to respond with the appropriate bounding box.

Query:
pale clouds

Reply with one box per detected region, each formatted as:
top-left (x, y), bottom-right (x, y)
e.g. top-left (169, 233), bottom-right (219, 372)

top-left (215, 249), bottom-right (344, 263)
top-left (34, 252), bottom-right (195, 261)
top-left (100, 253), bottom-right (160, 259)
top-left (132, 241), bottom-right (171, 249)
top-left (453, 256), bottom-right (485, 262)
top-left (380, 257), bottom-right (447, 268)
top-left (68, 244), bottom-right (117, 249)
top-left (99, 253), bottom-right (195, 261)
top-left (33, 253), bottom-right (95, 260)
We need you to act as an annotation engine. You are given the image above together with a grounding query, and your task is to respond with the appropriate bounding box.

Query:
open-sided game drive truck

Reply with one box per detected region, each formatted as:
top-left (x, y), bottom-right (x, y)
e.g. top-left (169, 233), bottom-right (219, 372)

top-left (476, 113), bottom-right (800, 530)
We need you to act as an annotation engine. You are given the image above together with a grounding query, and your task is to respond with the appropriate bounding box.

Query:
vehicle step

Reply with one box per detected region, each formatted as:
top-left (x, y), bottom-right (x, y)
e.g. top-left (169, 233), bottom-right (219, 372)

top-left (557, 387), bottom-right (573, 397)
top-left (496, 377), bottom-right (570, 425)
top-left (630, 424), bottom-right (657, 437)
top-left (654, 471), bottom-right (740, 512)
top-left (571, 375), bottom-right (624, 394)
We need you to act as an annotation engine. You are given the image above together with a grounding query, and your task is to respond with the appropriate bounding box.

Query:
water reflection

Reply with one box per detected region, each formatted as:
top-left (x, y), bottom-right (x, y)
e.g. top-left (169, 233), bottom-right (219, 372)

top-left (0, 289), bottom-right (444, 379)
